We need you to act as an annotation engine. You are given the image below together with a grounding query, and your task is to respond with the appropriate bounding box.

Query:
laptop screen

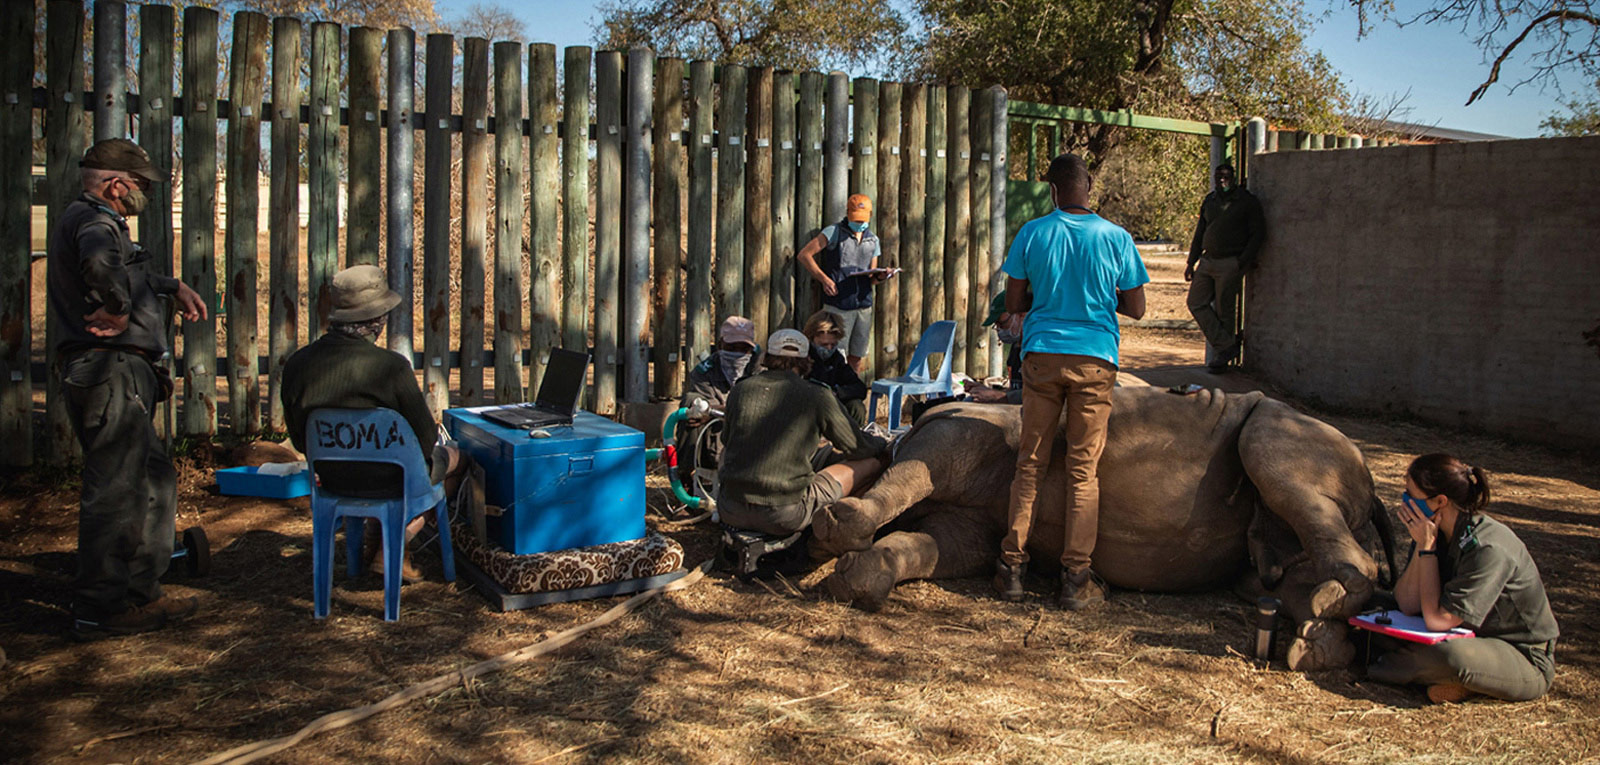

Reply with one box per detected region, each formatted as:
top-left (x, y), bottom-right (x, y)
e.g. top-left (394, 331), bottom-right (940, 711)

top-left (534, 348), bottom-right (589, 414)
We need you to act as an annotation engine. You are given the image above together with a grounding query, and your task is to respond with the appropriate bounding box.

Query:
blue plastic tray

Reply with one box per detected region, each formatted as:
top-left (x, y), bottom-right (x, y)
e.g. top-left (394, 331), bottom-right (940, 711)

top-left (216, 465), bottom-right (312, 499)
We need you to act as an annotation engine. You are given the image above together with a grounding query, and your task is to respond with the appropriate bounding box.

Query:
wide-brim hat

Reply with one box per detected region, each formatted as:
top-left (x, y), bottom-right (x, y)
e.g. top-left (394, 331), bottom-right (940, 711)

top-left (80, 138), bottom-right (166, 184)
top-left (329, 265), bottom-right (402, 322)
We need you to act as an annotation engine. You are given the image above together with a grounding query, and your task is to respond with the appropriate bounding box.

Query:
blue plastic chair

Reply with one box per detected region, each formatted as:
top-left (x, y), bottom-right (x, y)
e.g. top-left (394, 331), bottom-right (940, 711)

top-left (867, 320), bottom-right (957, 431)
top-left (307, 408), bottom-right (454, 622)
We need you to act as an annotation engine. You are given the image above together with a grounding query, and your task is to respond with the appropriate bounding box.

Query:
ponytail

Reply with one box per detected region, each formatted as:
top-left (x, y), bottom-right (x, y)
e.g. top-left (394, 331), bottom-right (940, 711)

top-left (1408, 453), bottom-right (1491, 515)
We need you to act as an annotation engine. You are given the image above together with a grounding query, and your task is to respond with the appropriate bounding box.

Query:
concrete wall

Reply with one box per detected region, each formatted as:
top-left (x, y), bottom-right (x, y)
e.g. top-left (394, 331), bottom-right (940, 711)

top-left (1247, 137), bottom-right (1600, 450)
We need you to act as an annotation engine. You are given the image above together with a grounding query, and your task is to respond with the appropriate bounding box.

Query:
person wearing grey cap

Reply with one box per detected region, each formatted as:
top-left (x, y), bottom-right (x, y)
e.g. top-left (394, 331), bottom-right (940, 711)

top-left (715, 329), bottom-right (888, 537)
top-left (51, 138), bottom-right (208, 640)
top-left (281, 265), bottom-right (465, 583)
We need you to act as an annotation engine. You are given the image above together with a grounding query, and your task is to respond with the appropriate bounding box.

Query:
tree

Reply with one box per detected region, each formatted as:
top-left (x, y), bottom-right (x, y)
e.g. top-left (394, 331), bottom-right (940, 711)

top-left (1347, 0), bottom-right (1600, 105)
top-left (1541, 84), bottom-right (1600, 134)
top-left (223, 0), bottom-right (438, 30)
top-left (594, 0), bottom-right (909, 71)
top-left (443, 2), bottom-right (528, 41)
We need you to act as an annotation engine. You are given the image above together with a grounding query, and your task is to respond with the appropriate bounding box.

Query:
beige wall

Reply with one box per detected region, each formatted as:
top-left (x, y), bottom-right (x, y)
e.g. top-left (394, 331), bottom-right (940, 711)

top-left (1247, 136), bottom-right (1600, 449)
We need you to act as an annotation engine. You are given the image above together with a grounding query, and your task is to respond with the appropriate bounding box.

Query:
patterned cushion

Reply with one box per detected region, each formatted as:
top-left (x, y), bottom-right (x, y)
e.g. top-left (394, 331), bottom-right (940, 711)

top-left (452, 523), bottom-right (685, 594)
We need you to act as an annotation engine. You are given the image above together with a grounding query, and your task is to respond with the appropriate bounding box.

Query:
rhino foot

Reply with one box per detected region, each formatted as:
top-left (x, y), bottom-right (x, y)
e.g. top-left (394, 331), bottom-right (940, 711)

top-left (1309, 563), bottom-right (1374, 620)
top-left (1286, 619), bottom-right (1356, 671)
top-left (811, 497), bottom-right (880, 558)
top-left (825, 550), bottom-right (895, 612)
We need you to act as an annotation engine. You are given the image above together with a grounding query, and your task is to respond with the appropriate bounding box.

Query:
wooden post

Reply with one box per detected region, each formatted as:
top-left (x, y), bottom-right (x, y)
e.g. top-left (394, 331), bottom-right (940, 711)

top-left (308, 22), bottom-right (339, 339)
top-left (386, 28), bottom-right (416, 365)
top-left (460, 37), bottom-right (490, 407)
top-left (823, 71), bottom-right (849, 224)
top-left (0, 0), bottom-right (32, 466)
top-left (561, 47), bottom-right (591, 380)
top-left (225, 11), bottom-right (267, 435)
top-left (493, 41), bottom-right (524, 404)
top-left (268, 16), bottom-right (301, 433)
top-left (623, 47), bottom-right (653, 403)
top-left (685, 60), bottom-right (714, 363)
top-left (422, 33), bottom-right (454, 415)
top-left (987, 86), bottom-right (1008, 376)
top-left (345, 27), bottom-right (381, 267)
top-left (874, 81), bottom-right (901, 381)
top-left (795, 71), bottom-right (824, 322)
top-left (44, 0), bottom-right (87, 462)
top-left (527, 43), bottom-right (559, 395)
top-left (139, 2), bottom-right (176, 442)
top-left (770, 71), bottom-right (797, 334)
top-left (898, 82), bottom-right (925, 370)
top-left (652, 57), bottom-right (685, 397)
top-left (594, 49), bottom-right (621, 415)
top-left (968, 87), bottom-right (992, 378)
top-left (744, 66), bottom-right (773, 341)
top-left (181, 6), bottom-right (219, 436)
top-left (92, 0), bottom-right (126, 140)
top-left (715, 64), bottom-right (747, 323)
top-left (924, 85), bottom-right (946, 324)
top-left (944, 86), bottom-right (970, 376)
top-left (851, 77), bottom-right (878, 377)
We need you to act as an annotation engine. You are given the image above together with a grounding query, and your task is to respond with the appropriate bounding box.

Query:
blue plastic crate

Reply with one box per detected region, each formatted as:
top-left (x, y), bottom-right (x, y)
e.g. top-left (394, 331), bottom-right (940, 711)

top-left (216, 465), bottom-right (313, 499)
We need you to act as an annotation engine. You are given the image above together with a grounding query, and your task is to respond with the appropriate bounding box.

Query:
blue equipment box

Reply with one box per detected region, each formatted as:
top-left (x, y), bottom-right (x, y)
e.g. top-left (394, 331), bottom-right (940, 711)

top-left (216, 465), bottom-right (312, 499)
top-left (444, 409), bottom-right (646, 555)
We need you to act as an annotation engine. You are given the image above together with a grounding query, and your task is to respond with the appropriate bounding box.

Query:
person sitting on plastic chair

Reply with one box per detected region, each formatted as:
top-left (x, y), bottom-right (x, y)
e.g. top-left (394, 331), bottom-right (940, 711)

top-left (716, 329), bottom-right (888, 539)
top-left (281, 265), bottom-right (469, 583)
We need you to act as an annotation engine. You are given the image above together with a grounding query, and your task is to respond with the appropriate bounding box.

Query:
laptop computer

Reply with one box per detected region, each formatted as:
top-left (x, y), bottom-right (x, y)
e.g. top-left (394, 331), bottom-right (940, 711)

top-left (482, 348), bottom-right (590, 430)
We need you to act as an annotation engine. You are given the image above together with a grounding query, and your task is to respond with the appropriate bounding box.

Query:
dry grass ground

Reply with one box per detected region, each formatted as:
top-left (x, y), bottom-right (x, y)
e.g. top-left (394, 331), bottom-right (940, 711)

top-left (3, 288), bottom-right (1598, 764)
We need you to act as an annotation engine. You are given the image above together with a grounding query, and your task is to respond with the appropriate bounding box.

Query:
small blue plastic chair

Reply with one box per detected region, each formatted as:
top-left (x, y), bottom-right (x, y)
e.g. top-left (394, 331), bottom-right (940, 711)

top-left (867, 320), bottom-right (957, 431)
top-left (307, 407), bottom-right (454, 622)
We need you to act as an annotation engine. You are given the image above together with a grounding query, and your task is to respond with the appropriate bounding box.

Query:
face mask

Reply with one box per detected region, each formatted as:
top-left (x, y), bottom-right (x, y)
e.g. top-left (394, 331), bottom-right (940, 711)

top-left (119, 182), bottom-right (148, 216)
top-left (812, 342), bottom-right (837, 359)
top-left (996, 327), bottom-right (1021, 346)
top-left (847, 221), bottom-right (867, 233)
top-left (1401, 491), bottom-right (1435, 519)
top-left (718, 349), bottom-right (752, 381)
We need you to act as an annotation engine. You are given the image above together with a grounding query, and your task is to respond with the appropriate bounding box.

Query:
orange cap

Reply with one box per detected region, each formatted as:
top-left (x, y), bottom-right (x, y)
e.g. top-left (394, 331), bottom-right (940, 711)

top-left (847, 193), bottom-right (872, 222)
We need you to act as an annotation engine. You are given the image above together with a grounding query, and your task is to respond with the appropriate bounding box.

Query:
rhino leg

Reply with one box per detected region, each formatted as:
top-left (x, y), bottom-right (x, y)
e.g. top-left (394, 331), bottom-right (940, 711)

top-left (824, 508), bottom-right (996, 611)
top-left (1286, 618), bottom-right (1357, 671)
top-left (812, 447), bottom-right (938, 557)
top-left (1239, 405), bottom-right (1379, 620)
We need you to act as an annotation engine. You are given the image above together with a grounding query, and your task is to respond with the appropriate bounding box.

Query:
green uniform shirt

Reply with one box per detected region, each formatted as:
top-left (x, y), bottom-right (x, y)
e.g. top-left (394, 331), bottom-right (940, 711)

top-left (717, 369), bottom-right (885, 506)
top-left (1439, 514), bottom-right (1560, 648)
top-left (280, 332), bottom-right (437, 497)
top-left (1186, 187), bottom-right (1265, 267)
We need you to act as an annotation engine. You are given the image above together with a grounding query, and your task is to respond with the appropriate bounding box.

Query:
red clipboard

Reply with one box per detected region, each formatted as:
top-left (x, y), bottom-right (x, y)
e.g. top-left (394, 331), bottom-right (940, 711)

top-left (1349, 611), bottom-right (1475, 645)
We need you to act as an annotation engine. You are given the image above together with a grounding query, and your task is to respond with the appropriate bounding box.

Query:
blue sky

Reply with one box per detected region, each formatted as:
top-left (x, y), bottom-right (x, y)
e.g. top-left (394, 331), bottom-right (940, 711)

top-left (440, 0), bottom-right (1571, 138)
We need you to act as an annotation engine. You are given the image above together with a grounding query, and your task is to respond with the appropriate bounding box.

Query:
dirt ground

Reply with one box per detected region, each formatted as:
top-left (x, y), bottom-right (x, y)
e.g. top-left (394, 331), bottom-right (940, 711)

top-left (3, 298), bottom-right (1599, 763)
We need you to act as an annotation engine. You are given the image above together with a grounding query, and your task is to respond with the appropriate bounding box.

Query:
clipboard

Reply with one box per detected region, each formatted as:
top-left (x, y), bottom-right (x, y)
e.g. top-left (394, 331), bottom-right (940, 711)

top-left (1349, 611), bottom-right (1475, 644)
top-left (848, 267), bottom-right (901, 280)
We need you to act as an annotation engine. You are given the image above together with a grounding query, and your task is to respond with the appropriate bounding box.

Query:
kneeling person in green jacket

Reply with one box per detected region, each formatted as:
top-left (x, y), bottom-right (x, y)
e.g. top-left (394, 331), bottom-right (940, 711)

top-left (717, 329), bottom-right (889, 536)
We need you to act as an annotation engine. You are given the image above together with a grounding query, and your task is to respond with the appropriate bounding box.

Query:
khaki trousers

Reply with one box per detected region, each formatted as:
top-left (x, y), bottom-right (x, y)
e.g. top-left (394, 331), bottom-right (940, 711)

top-left (1186, 255), bottom-right (1243, 350)
top-left (1003, 353), bottom-right (1117, 571)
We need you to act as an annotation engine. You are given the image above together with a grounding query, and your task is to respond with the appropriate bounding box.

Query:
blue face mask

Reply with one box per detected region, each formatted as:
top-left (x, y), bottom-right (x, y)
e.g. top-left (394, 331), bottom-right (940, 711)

top-left (847, 220), bottom-right (868, 233)
top-left (1401, 491), bottom-right (1435, 519)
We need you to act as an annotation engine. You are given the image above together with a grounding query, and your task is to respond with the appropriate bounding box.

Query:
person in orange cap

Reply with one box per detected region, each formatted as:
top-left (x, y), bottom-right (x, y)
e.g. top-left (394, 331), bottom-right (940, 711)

top-left (797, 193), bottom-right (893, 374)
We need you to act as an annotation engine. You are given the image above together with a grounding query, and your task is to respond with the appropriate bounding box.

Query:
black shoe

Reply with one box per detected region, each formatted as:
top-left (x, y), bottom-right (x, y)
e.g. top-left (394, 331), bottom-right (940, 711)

top-left (992, 560), bottom-right (1025, 602)
top-left (71, 603), bottom-right (167, 641)
top-left (1207, 341), bottom-right (1241, 373)
top-left (1059, 569), bottom-right (1107, 611)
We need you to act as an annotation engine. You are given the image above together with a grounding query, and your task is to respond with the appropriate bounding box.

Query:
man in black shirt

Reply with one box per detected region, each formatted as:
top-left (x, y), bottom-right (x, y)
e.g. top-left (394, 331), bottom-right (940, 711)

top-left (50, 139), bottom-right (208, 639)
top-left (1185, 163), bottom-right (1265, 372)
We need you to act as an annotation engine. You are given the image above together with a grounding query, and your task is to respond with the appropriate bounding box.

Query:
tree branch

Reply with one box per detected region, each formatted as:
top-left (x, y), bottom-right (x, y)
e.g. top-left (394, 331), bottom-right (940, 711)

top-left (1467, 9), bottom-right (1600, 104)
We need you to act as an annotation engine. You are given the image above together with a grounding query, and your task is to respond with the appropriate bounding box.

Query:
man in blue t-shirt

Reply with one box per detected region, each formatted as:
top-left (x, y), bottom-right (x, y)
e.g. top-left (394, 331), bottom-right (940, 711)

top-left (797, 194), bottom-right (889, 374)
top-left (995, 153), bottom-right (1149, 610)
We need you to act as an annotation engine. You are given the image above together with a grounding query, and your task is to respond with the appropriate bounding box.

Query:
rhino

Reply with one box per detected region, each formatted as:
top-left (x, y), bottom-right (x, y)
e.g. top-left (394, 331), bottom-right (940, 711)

top-left (811, 386), bottom-right (1400, 671)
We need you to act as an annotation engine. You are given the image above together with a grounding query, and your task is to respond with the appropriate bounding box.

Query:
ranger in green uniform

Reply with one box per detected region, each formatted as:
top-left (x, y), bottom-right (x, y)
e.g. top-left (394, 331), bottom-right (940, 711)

top-left (1369, 453), bottom-right (1559, 703)
top-left (51, 139), bottom-right (208, 639)
top-left (1184, 163), bottom-right (1264, 372)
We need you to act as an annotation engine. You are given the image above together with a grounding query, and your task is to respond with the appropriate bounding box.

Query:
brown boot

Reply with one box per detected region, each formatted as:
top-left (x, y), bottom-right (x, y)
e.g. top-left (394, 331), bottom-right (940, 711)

top-left (143, 595), bottom-right (200, 622)
top-left (992, 560), bottom-right (1025, 602)
top-left (1060, 568), bottom-right (1107, 611)
top-left (372, 549), bottom-right (423, 584)
top-left (1427, 683), bottom-right (1474, 704)
top-left (71, 602), bottom-right (166, 641)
